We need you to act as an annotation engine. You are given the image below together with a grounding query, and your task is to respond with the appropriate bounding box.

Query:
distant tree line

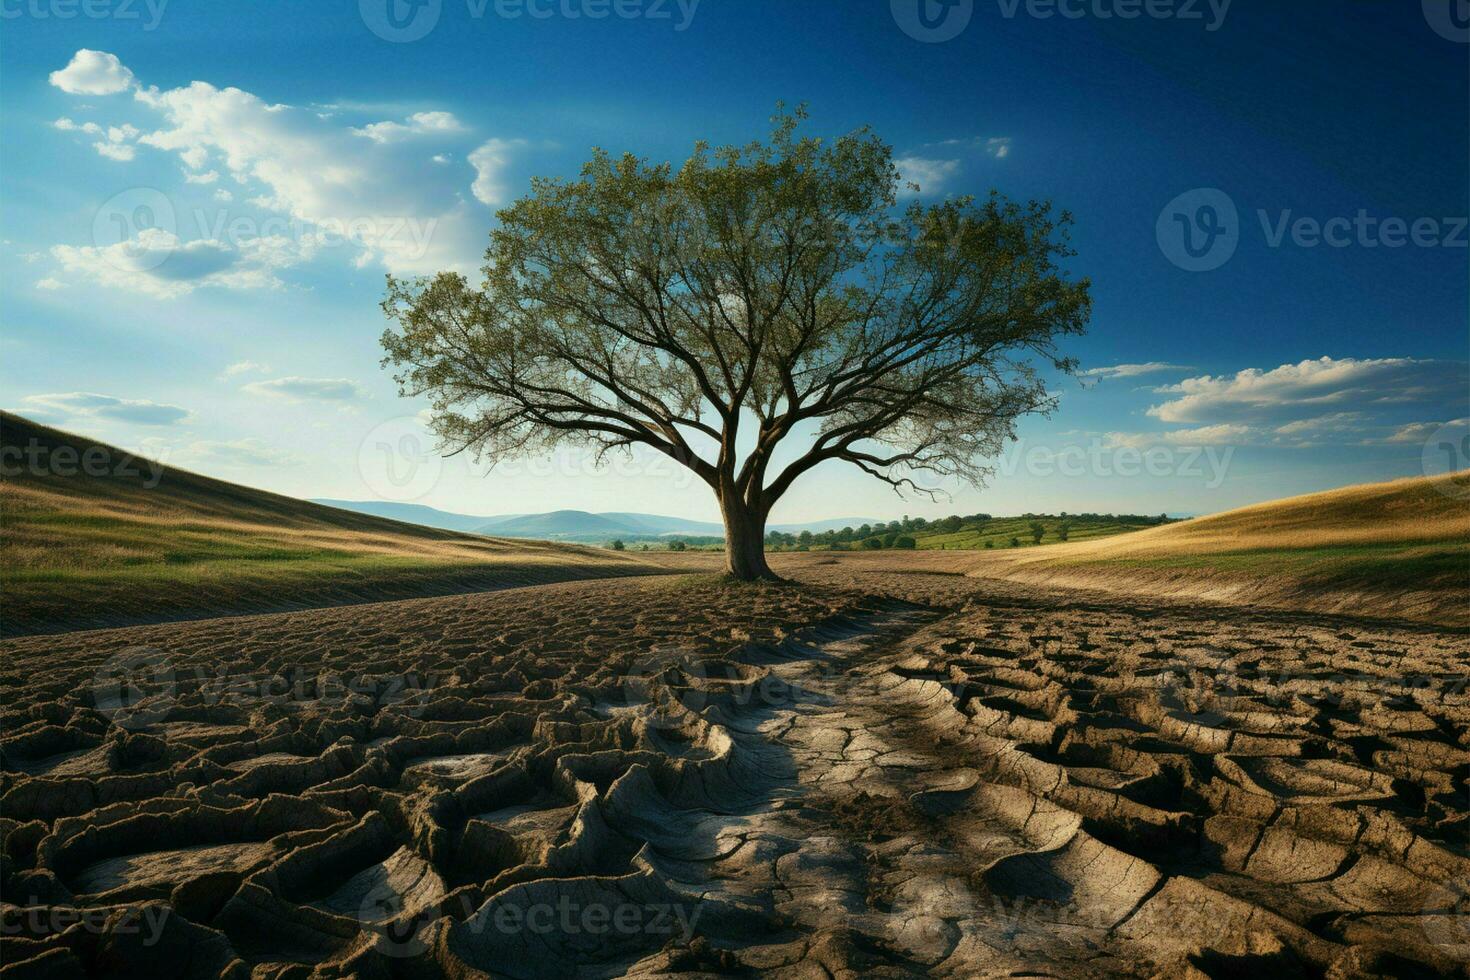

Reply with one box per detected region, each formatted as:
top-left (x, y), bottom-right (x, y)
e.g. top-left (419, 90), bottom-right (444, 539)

top-left (609, 512), bottom-right (1172, 552)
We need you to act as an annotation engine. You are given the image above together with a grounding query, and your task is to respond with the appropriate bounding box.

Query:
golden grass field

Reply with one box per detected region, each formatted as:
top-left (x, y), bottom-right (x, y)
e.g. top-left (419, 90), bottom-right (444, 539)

top-left (970, 472), bottom-right (1470, 624)
top-left (755, 473), bottom-right (1467, 626)
top-left (1, 412), bottom-right (653, 635)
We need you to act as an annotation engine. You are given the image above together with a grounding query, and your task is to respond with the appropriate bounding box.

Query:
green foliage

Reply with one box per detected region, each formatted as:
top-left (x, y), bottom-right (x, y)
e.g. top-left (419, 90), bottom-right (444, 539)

top-left (379, 106), bottom-right (1090, 578)
top-left (667, 540), bottom-right (687, 552)
top-left (893, 536), bottom-right (917, 549)
top-left (609, 539), bottom-right (626, 551)
top-left (1028, 520), bottom-right (1046, 544)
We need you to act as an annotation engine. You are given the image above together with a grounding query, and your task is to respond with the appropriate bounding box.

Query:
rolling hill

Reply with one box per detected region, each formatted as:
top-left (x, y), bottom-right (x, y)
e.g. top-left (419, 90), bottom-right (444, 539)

top-left (1, 413), bottom-right (654, 636)
top-left (959, 473), bottom-right (1470, 624)
top-left (316, 499), bottom-right (884, 540)
top-left (308, 499), bottom-right (513, 533)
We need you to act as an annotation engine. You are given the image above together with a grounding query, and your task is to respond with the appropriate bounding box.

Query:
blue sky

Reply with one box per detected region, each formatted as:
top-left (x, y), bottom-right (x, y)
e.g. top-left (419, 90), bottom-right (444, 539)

top-left (4, 0), bottom-right (1467, 522)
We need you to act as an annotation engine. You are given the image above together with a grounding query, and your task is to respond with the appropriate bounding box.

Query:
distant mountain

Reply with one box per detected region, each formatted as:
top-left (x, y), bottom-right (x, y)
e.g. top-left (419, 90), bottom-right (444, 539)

top-left (310, 499), bottom-right (515, 533)
top-left (314, 501), bottom-right (880, 540)
top-left (475, 510), bottom-right (726, 538)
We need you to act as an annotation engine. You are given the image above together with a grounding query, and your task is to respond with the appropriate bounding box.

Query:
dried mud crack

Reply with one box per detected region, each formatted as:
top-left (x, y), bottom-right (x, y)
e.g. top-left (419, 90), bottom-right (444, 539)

top-left (1, 570), bottom-right (1466, 978)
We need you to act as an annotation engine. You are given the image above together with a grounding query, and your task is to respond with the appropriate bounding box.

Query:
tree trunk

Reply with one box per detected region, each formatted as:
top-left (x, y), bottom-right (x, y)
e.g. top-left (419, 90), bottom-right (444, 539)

top-left (721, 498), bottom-right (773, 581)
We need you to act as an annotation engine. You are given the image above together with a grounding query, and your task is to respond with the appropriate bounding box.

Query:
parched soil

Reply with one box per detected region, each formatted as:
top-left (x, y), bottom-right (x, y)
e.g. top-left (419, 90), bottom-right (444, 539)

top-left (1, 563), bottom-right (1467, 978)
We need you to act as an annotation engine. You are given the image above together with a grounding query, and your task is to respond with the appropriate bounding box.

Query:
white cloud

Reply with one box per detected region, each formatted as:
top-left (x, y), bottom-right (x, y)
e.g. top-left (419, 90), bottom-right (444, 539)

top-left (52, 228), bottom-right (310, 298)
top-left (895, 156), bottom-right (959, 197)
top-left (185, 169), bottom-right (220, 184)
top-left (93, 141), bottom-right (136, 161)
top-left (180, 438), bottom-right (300, 467)
top-left (241, 377), bottom-right (365, 402)
top-left (985, 137), bottom-right (1012, 159)
top-left (23, 392), bottom-right (189, 426)
top-left (55, 117), bottom-right (139, 160)
top-left (1381, 418), bottom-right (1469, 445)
top-left (47, 51), bottom-right (509, 277)
top-left (35, 278), bottom-right (64, 291)
top-left (468, 138), bottom-right (524, 207)
top-left (219, 360), bottom-right (272, 378)
top-left (353, 111), bottom-right (465, 144)
top-left (1148, 357), bottom-right (1467, 425)
top-left (49, 49), bottom-right (135, 95)
top-left (1082, 362), bottom-right (1193, 380)
top-left (53, 117), bottom-right (102, 134)
top-left (1104, 424), bottom-right (1253, 449)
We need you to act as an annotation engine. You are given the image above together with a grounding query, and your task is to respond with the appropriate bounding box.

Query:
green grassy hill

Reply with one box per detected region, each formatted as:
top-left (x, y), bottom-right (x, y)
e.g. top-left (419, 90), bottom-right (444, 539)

top-left (911, 515), bottom-right (1169, 551)
top-left (1, 412), bottom-right (653, 635)
top-left (963, 473), bottom-right (1470, 624)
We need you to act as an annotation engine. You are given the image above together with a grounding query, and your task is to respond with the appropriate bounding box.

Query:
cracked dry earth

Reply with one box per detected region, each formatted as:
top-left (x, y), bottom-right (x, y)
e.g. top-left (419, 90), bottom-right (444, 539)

top-left (1, 569), bottom-right (1467, 978)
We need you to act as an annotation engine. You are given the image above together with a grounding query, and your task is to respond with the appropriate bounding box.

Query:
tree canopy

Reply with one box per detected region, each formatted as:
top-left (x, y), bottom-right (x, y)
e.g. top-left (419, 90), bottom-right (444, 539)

top-left (380, 108), bottom-right (1091, 579)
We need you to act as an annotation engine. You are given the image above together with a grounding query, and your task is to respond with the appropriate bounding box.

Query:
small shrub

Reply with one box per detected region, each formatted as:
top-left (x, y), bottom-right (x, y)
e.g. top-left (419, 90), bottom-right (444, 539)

top-left (667, 540), bottom-right (687, 552)
top-left (983, 540), bottom-right (994, 549)
top-left (610, 539), bottom-right (626, 551)
top-left (893, 536), bottom-right (916, 549)
top-left (1009, 536), bottom-right (1021, 548)
top-left (861, 537), bottom-right (884, 550)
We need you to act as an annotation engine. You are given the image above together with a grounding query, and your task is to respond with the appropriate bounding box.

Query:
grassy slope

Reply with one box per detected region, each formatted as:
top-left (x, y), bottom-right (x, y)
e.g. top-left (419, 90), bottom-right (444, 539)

top-left (1, 413), bottom-right (653, 635)
top-left (911, 516), bottom-right (1163, 551)
top-left (961, 473), bottom-right (1470, 624)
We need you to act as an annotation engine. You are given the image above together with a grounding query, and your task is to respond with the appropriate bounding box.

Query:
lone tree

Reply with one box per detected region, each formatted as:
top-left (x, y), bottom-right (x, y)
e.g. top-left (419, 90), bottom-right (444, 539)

top-left (380, 109), bottom-right (1090, 580)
